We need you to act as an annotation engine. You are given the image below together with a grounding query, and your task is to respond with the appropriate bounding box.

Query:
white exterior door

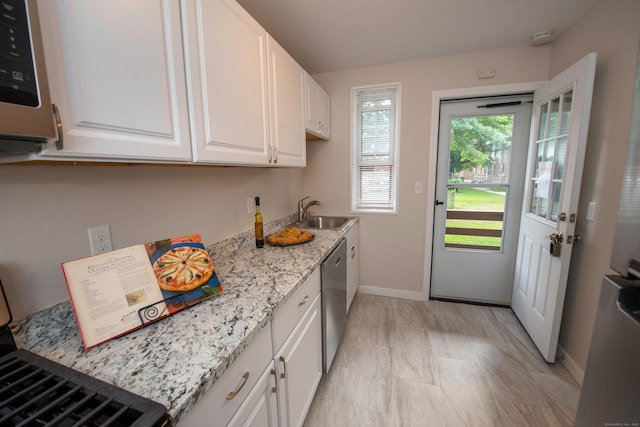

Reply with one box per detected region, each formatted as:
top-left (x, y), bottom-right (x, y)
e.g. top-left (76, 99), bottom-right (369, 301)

top-left (431, 95), bottom-right (533, 304)
top-left (512, 52), bottom-right (596, 362)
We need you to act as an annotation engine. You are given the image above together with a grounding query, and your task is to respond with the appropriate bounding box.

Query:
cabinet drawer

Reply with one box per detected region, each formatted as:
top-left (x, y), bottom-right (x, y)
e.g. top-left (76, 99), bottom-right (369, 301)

top-left (178, 323), bottom-right (272, 426)
top-left (272, 267), bottom-right (320, 352)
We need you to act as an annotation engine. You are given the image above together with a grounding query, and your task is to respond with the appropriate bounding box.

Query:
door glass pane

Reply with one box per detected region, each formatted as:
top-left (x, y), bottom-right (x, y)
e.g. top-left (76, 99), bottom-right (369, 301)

top-left (548, 96), bottom-right (561, 137)
top-left (445, 113), bottom-right (515, 251)
top-left (539, 196), bottom-right (548, 219)
top-left (550, 182), bottom-right (562, 221)
top-left (545, 140), bottom-right (556, 162)
top-left (539, 103), bottom-right (548, 138)
top-left (534, 142), bottom-right (544, 177)
top-left (555, 137), bottom-right (568, 180)
top-left (445, 186), bottom-right (506, 251)
top-left (530, 181), bottom-right (538, 214)
top-left (559, 90), bottom-right (573, 135)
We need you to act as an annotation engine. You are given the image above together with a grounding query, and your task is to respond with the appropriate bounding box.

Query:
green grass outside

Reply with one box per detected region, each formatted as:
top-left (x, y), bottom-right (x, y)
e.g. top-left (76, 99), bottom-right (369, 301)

top-left (445, 188), bottom-right (505, 248)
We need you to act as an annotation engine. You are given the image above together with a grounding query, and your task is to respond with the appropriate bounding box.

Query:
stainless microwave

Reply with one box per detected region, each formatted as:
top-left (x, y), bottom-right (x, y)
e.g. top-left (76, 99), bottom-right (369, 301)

top-left (0, 0), bottom-right (59, 157)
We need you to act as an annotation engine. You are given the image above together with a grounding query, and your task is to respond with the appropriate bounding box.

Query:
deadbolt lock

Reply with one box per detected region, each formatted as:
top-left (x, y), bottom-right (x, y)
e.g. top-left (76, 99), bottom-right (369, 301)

top-left (549, 233), bottom-right (563, 243)
top-left (558, 212), bottom-right (567, 221)
top-left (549, 233), bottom-right (563, 257)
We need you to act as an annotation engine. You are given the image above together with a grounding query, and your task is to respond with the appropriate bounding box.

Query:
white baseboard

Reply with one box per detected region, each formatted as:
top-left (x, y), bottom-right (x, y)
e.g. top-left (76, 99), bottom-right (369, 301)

top-left (357, 285), bottom-right (426, 301)
top-left (557, 345), bottom-right (584, 386)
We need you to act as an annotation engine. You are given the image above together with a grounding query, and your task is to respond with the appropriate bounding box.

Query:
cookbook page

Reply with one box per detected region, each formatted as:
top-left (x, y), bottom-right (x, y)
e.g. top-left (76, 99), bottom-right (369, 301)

top-left (62, 245), bottom-right (166, 349)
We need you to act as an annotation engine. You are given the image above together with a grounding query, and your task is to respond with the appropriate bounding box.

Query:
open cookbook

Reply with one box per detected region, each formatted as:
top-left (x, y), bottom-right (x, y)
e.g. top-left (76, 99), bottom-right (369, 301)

top-left (62, 234), bottom-right (222, 349)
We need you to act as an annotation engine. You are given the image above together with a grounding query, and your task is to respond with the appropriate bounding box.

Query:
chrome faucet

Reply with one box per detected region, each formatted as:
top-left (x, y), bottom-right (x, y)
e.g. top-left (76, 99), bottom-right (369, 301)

top-left (298, 196), bottom-right (321, 222)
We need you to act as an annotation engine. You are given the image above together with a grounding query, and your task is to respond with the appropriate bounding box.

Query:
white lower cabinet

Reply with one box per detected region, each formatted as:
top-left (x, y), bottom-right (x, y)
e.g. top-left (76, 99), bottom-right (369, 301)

top-left (345, 222), bottom-right (359, 312)
top-left (178, 323), bottom-right (273, 427)
top-left (228, 363), bottom-right (278, 427)
top-left (273, 294), bottom-right (322, 427)
top-left (271, 268), bottom-right (322, 427)
top-left (178, 268), bottom-right (322, 426)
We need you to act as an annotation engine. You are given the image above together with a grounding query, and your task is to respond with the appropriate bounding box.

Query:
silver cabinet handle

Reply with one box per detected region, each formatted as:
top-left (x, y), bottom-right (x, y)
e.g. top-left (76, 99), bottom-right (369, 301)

top-left (298, 295), bottom-right (309, 307)
top-left (273, 147), bottom-right (278, 164)
top-left (267, 145), bottom-right (273, 163)
top-left (270, 369), bottom-right (278, 393)
top-left (226, 372), bottom-right (249, 400)
top-left (279, 356), bottom-right (286, 379)
top-left (52, 103), bottom-right (63, 150)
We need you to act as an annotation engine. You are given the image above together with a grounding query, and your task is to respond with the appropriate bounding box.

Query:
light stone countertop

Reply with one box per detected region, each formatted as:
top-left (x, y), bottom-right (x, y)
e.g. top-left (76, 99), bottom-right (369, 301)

top-left (10, 214), bottom-right (356, 424)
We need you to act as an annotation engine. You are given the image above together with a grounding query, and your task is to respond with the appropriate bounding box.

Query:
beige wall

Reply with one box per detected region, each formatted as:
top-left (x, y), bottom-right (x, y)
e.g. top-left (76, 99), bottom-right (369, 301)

top-left (304, 0), bottom-right (640, 378)
top-left (549, 0), bottom-right (640, 375)
top-left (305, 46), bottom-right (551, 299)
top-left (3, 0), bottom-right (635, 379)
top-left (0, 164), bottom-right (304, 320)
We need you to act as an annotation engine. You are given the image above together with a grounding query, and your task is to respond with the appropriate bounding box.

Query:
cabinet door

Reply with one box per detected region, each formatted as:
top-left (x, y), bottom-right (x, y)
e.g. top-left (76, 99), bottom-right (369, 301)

top-left (319, 86), bottom-right (331, 139)
top-left (275, 294), bottom-right (322, 427)
top-left (177, 324), bottom-right (272, 427)
top-left (267, 35), bottom-right (306, 167)
top-left (304, 75), bottom-right (321, 135)
top-left (304, 74), bottom-right (330, 140)
top-left (183, 0), bottom-right (270, 165)
top-left (228, 363), bottom-right (278, 427)
top-left (37, 0), bottom-right (192, 161)
top-left (346, 223), bottom-right (359, 312)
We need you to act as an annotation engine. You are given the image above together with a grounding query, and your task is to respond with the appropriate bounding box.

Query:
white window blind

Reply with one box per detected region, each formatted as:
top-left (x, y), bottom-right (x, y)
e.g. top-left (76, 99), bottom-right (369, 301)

top-left (352, 85), bottom-right (399, 212)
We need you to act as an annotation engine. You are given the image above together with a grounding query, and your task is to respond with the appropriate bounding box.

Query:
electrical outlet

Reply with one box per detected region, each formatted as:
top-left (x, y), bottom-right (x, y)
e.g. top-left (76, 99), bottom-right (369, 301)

top-left (88, 225), bottom-right (113, 255)
top-left (247, 197), bottom-right (255, 215)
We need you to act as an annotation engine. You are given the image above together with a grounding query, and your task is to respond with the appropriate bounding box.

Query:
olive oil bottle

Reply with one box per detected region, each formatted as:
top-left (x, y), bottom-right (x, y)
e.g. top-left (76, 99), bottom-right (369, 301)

top-left (254, 196), bottom-right (264, 248)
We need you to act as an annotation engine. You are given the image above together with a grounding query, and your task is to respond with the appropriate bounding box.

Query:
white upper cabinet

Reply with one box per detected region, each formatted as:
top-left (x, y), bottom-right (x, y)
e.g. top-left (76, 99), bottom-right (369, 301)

top-left (33, 0), bottom-right (307, 166)
top-left (304, 74), bottom-right (330, 140)
top-left (182, 0), bottom-right (271, 165)
top-left (267, 35), bottom-right (306, 167)
top-left (36, 0), bottom-right (192, 161)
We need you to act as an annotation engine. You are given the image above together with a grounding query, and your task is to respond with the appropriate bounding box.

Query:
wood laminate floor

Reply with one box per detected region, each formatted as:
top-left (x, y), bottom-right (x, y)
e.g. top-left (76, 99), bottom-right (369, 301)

top-left (303, 294), bottom-right (580, 427)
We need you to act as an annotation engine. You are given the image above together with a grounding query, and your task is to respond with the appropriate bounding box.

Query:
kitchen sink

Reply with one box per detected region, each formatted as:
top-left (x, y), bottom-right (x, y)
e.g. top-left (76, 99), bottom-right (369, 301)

top-left (289, 216), bottom-right (352, 230)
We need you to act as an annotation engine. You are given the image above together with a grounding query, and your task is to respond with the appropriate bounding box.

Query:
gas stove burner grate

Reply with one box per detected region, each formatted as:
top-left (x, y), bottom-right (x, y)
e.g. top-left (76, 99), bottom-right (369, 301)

top-left (0, 350), bottom-right (168, 427)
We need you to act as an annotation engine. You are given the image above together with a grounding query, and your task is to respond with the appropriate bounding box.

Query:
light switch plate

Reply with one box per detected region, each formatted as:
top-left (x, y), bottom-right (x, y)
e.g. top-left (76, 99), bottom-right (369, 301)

top-left (414, 181), bottom-right (423, 194)
top-left (586, 202), bottom-right (596, 222)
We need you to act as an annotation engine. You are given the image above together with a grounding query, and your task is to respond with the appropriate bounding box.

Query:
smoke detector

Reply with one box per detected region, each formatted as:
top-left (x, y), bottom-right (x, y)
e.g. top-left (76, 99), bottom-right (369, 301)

top-left (530, 30), bottom-right (554, 45)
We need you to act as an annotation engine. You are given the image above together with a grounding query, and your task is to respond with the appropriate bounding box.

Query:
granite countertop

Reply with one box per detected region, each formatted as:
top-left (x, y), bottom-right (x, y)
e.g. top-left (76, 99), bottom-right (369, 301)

top-left (10, 214), bottom-right (356, 424)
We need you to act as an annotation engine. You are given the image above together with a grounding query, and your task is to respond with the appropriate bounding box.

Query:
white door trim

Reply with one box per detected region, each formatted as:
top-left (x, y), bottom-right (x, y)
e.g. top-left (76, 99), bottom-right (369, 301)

top-left (422, 82), bottom-right (545, 300)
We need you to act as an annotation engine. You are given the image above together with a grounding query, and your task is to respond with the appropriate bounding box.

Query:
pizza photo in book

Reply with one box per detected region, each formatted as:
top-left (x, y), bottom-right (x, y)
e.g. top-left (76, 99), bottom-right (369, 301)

top-left (62, 234), bottom-right (222, 349)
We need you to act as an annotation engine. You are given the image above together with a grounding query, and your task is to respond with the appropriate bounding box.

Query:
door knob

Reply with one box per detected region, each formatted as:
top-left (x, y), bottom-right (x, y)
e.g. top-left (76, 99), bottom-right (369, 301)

top-left (549, 233), bottom-right (563, 242)
top-left (573, 234), bottom-right (582, 243)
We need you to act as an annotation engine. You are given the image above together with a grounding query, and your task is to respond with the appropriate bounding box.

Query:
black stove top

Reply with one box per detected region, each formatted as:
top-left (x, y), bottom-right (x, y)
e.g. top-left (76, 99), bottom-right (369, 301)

top-left (0, 350), bottom-right (169, 427)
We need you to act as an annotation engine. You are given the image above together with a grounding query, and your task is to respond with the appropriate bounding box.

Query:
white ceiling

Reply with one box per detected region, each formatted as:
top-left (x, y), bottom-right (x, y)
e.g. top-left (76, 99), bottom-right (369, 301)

top-left (236, 0), bottom-right (599, 74)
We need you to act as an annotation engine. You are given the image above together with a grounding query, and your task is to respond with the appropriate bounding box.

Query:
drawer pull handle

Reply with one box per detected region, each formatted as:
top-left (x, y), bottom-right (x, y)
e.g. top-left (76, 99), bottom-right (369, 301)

top-left (279, 356), bottom-right (286, 379)
top-left (226, 372), bottom-right (250, 400)
top-left (52, 103), bottom-right (64, 150)
top-left (271, 369), bottom-right (278, 393)
top-left (298, 295), bottom-right (309, 307)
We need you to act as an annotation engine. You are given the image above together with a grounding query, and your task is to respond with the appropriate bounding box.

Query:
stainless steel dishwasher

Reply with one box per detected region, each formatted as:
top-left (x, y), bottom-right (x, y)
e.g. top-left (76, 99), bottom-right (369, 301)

top-left (321, 238), bottom-right (347, 373)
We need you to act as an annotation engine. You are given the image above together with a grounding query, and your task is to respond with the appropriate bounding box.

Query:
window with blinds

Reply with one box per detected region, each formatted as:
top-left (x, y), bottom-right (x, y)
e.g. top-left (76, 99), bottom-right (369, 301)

top-left (351, 84), bottom-right (400, 213)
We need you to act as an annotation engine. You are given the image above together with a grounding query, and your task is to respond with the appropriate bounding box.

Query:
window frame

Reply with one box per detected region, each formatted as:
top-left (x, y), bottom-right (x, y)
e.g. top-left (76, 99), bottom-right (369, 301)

top-left (350, 83), bottom-right (401, 214)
